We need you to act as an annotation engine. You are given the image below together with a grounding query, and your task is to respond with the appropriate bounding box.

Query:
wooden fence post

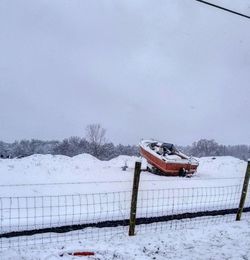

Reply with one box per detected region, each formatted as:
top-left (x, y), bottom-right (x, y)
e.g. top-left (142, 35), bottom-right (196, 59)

top-left (129, 161), bottom-right (141, 236)
top-left (236, 160), bottom-right (250, 221)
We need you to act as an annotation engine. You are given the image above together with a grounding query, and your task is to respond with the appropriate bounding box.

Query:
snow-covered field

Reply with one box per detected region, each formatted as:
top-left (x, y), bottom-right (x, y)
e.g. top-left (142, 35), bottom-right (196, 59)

top-left (0, 155), bottom-right (249, 259)
top-left (0, 154), bottom-right (247, 196)
top-left (0, 155), bottom-right (249, 229)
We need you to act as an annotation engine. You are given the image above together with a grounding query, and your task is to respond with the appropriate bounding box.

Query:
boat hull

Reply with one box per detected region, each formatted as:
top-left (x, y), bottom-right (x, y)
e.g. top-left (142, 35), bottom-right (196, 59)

top-left (140, 141), bottom-right (198, 176)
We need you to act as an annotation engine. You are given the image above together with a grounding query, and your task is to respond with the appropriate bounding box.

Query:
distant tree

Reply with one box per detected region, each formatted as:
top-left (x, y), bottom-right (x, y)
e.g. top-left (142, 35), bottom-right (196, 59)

top-left (177, 145), bottom-right (192, 156)
top-left (116, 144), bottom-right (139, 157)
top-left (85, 124), bottom-right (106, 158)
top-left (226, 145), bottom-right (250, 161)
top-left (190, 139), bottom-right (220, 157)
top-left (12, 140), bottom-right (32, 157)
top-left (0, 135), bottom-right (249, 161)
top-left (78, 138), bottom-right (91, 154)
top-left (101, 142), bottom-right (117, 160)
top-left (51, 137), bottom-right (92, 157)
top-left (0, 141), bottom-right (7, 158)
top-left (53, 139), bottom-right (71, 156)
top-left (67, 136), bottom-right (81, 156)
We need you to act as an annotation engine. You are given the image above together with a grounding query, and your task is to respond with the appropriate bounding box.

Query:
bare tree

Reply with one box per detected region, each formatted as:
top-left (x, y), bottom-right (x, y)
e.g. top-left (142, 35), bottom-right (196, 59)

top-left (85, 124), bottom-right (106, 158)
top-left (190, 139), bottom-right (221, 157)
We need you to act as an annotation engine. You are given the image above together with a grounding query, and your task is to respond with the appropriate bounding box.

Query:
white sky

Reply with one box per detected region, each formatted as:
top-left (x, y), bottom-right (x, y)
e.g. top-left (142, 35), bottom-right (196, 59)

top-left (0, 0), bottom-right (250, 145)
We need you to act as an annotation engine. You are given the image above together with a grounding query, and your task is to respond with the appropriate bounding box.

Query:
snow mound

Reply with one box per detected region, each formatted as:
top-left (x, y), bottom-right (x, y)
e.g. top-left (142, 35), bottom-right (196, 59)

top-left (0, 154), bottom-right (247, 196)
top-left (107, 155), bottom-right (140, 168)
top-left (197, 156), bottom-right (246, 178)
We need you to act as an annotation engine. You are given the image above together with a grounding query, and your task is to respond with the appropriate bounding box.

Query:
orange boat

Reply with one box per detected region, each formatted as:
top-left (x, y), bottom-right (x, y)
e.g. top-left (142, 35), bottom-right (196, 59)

top-left (139, 140), bottom-right (199, 176)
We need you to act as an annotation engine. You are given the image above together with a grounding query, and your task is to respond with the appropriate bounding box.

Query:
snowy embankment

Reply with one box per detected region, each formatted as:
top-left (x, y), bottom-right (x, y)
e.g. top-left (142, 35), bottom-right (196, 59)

top-left (0, 154), bottom-right (247, 196)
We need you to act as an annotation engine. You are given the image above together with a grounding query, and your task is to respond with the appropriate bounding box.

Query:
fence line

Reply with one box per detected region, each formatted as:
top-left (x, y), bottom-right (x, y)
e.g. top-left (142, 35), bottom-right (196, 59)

top-left (2, 207), bottom-right (250, 240)
top-left (1, 183), bottom-right (249, 251)
top-left (0, 176), bottom-right (244, 188)
top-left (1, 160), bottom-right (249, 251)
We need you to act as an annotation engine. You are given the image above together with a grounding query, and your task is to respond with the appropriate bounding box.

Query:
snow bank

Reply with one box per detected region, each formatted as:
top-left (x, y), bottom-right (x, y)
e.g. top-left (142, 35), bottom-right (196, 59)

top-left (0, 154), bottom-right (247, 196)
top-left (197, 156), bottom-right (247, 178)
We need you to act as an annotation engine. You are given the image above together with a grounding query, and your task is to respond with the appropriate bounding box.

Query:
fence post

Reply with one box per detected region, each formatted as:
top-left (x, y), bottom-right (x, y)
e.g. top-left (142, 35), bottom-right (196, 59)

top-left (129, 161), bottom-right (141, 236)
top-left (236, 160), bottom-right (250, 221)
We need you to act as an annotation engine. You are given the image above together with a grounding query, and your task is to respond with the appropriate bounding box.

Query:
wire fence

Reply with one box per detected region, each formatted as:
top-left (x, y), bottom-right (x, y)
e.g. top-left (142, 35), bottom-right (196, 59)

top-left (1, 181), bottom-right (250, 251)
top-left (0, 191), bottom-right (131, 250)
top-left (0, 176), bottom-right (244, 188)
top-left (136, 185), bottom-right (250, 234)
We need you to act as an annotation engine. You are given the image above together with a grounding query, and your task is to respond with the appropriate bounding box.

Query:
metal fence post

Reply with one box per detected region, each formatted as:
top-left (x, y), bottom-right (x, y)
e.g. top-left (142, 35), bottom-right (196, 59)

top-left (129, 161), bottom-right (141, 236)
top-left (236, 160), bottom-right (250, 221)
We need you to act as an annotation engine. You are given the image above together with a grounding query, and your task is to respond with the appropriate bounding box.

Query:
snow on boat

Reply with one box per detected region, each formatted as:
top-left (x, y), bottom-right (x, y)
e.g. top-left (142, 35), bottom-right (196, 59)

top-left (139, 140), bottom-right (199, 176)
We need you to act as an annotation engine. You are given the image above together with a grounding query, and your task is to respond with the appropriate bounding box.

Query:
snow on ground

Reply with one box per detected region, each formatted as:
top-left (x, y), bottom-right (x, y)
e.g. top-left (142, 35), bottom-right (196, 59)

top-left (0, 154), bottom-right (249, 233)
top-left (1, 217), bottom-right (250, 260)
top-left (0, 155), bottom-right (249, 259)
top-left (0, 155), bottom-right (248, 225)
top-left (0, 154), bottom-right (247, 196)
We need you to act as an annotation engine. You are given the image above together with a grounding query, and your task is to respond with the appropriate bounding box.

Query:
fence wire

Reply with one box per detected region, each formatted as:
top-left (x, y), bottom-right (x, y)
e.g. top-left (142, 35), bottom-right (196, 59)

top-left (0, 184), bottom-right (249, 251)
top-left (0, 191), bottom-right (131, 250)
top-left (136, 185), bottom-right (249, 234)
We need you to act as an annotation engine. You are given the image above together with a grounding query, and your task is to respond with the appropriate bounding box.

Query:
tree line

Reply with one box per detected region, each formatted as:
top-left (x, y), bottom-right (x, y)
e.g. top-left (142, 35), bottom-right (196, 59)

top-left (0, 124), bottom-right (249, 161)
top-left (0, 124), bottom-right (139, 160)
top-left (178, 139), bottom-right (250, 161)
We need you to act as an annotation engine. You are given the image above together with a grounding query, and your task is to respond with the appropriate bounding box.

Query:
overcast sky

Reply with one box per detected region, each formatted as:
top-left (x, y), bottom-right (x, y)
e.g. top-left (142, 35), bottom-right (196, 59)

top-left (0, 0), bottom-right (250, 145)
